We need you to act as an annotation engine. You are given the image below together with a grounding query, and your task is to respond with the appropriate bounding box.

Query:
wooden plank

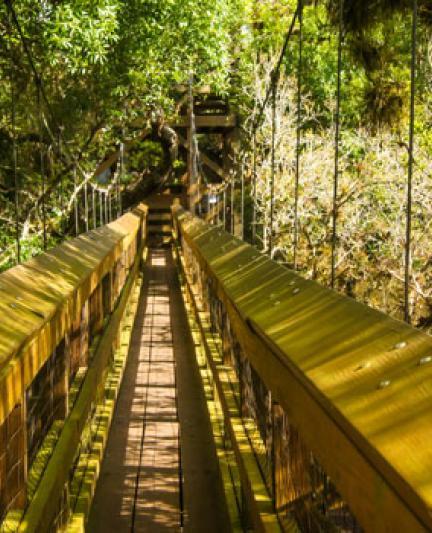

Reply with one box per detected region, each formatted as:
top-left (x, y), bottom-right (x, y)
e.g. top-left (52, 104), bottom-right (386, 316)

top-left (173, 115), bottom-right (236, 129)
top-left (175, 248), bottom-right (242, 532)
top-left (173, 206), bottom-right (432, 533)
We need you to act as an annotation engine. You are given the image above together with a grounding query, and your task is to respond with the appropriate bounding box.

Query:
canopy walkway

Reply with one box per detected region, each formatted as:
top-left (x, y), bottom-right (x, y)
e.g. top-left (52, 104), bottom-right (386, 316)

top-left (1, 0), bottom-right (431, 530)
top-left (0, 179), bottom-right (432, 533)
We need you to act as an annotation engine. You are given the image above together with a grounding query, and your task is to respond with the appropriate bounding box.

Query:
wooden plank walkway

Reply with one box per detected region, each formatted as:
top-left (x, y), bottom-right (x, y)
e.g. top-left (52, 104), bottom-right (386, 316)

top-left (88, 249), bottom-right (230, 532)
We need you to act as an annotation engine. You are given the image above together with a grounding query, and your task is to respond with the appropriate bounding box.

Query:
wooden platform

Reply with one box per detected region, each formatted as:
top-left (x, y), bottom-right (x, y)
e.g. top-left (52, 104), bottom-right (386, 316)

top-left (88, 249), bottom-right (229, 532)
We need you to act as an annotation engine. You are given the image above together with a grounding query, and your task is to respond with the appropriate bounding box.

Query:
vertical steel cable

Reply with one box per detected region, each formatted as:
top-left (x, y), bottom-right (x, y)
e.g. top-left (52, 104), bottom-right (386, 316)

top-left (11, 78), bottom-right (21, 263)
top-left (230, 171), bottom-right (235, 234)
top-left (331, 0), bottom-right (344, 289)
top-left (405, 0), bottom-right (418, 323)
top-left (73, 165), bottom-right (79, 235)
top-left (252, 131), bottom-right (257, 245)
top-left (293, 0), bottom-right (303, 269)
top-left (92, 186), bottom-right (96, 229)
top-left (219, 191), bottom-right (223, 226)
top-left (84, 182), bottom-right (89, 232)
top-left (241, 162), bottom-right (245, 240)
top-left (223, 186), bottom-right (226, 229)
top-left (119, 142), bottom-right (124, 216)
top-left (108, 190), bottom-right (112, 222)
top-left (37, 84), bottom-right (47, 250)
top-left (269, 81), bottom-right (277, 257)
top-left (58, 129), bottom-right (64, 212)
top-left (105, 192), bottom-right (108, 223)
top-left (99, 190), bottom-right (104, 226)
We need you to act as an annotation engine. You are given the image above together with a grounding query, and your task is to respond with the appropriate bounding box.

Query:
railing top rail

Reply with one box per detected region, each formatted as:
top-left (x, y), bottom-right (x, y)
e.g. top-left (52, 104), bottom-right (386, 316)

top-left (0, 204), bottom-right (147, 425)
top-left (173, 205), bottom-right (432, 532)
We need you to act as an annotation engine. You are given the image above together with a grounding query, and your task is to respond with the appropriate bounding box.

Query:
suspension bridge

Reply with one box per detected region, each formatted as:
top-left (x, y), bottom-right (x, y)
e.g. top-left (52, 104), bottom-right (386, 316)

top-left (1, 0), bottom-right (431, 532)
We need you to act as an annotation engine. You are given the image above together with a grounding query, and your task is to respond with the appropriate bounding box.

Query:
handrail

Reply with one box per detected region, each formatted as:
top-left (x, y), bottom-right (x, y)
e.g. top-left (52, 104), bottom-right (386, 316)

top-left (173, 205), bottom-right (432, 533)
top-left (0, 203), bottom-right (148, 529)
top-left (18, 242), bottom-right (144, 533)
top-left (0, 204), bottom-right (147, 426)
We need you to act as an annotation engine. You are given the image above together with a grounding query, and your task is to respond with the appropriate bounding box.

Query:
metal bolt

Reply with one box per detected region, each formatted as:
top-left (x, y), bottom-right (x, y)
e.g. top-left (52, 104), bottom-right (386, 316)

top-left (355, 361), bottom-right (371, 372)
top-left (293, 288), bottom-right (300, 295)
top-left (378, 379), bottom-right (391, 390)
top-left (274, 300), bottom-right (281, 306)
top-left (418, 355), bottom-right (432, 366)
top-left (394, 341), bottom-right (407, 350)
top-left (289, 280), bottom-right (296, 286)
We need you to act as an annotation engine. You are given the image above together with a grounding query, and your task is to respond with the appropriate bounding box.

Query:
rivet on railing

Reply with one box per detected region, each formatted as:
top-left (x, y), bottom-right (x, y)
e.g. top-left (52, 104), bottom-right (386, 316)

top-left (394, 341), bottom-right (407, 350)
top-left (418, 355), bottom-right (432, 366)
top-left (293, 288), bottom-right (300, 295)
top-left (274, 300), bottom-right (281, 306)
top-left (378, 379), bottom-right (391, 390)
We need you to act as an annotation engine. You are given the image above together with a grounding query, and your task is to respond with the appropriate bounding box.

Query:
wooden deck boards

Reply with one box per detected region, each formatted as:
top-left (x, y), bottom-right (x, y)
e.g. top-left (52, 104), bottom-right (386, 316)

top-left (88, 249), bottom-right (229, 532)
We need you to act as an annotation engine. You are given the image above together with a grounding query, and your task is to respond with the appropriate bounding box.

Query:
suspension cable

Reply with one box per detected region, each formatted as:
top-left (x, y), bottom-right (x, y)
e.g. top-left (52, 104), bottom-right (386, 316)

top-left (92, 186), bottom-right (97, 229)
top-left (5, 0), bottom-right (114, 207)
top-left (241, 160), bottom-right (245, 240)
top-left (84, 181), bottom-right (89, 232)
top-left (331, 0), bottom-right (344, 289)
top-left (73, 165), bottom-right (79, 235)
top-left (58, 128), bottom-right (64, 212)
top-left (37, 84), bottom-right (47, 250)
top-left (99, 190), bottom-right (104, 226)
top-left (11, 76), bottom-right (21, 263)
top-left (230, 169), bottom-right (235, 234)
top-left (252, 130), bottom-right (257, 245)
top-left (269, 83), bottom-right (276, 257)
top-left (253, 7), bottom-right (299, 133)
top-left (293, 0), bottom-right (303, 269)
top-left (118, 142), bottom-right (124, 216)
top-left (405, 0), bottom-right (418, 323)
top-left (105, 191), bottom-right (109, 223)
top-left (223, 185), bottom-right (227, 229)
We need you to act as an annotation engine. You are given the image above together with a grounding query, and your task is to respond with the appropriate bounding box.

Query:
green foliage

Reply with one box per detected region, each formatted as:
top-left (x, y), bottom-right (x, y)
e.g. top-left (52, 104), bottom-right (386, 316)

top-left (1, 0), bottom-right (432, 330)
top-left (0, 0), bottom-right (248, 268)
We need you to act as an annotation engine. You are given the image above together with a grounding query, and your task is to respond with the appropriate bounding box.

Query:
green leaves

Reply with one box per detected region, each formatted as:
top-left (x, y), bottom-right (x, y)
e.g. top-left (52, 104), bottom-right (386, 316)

top-left (44, 1), bottom-right (119, 73)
